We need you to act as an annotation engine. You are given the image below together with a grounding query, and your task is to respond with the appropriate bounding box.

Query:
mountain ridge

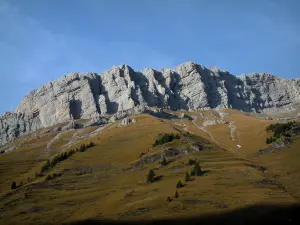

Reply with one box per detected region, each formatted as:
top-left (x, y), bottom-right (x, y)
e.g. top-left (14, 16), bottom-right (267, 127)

top-left (1, 61), bottom-right (300, 146)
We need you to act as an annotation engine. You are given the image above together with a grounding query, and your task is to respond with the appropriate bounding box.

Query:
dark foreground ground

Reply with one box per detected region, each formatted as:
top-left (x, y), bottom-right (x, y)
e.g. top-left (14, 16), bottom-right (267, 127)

top-left (65, 203), bottom-right (300, 225)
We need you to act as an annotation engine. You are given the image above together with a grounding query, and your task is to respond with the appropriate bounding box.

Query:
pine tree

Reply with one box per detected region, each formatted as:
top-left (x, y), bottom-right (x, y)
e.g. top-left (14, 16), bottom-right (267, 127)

top-left (185, 172), bottom-right (190, 182)
top-left (79, 144), bottom-right (86, 152)
top-left (161, 156), bottom-right (167, 165)
top-left (87, 141), bottom-right (94, 148)
top-left (175, 190), bottom-right (179, 198)
top-left (188, 158), bottom-right (196, 165)
top-left (166, 196), bottom-right (172, 202)
top-left (11, 181), bottom-right (16, 190)
top-left (147, 169), bottom-right (156, 183)
top-left (192, 162), bottom-right (202, 176)
top-left (176, 180), bottom-right (184, 188)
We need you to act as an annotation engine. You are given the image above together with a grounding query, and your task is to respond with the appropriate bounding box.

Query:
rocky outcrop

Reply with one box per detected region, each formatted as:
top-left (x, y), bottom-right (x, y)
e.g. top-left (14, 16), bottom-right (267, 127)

top-left (61, 120), bottom-right (78, 131)
top-left (15, 73), bottom-right (100, 127)
top-left (109, 105), bottom-right (146, 122)
top-left (0, 112), bottom-right (41, 146)
top-left (1, 62), bottom-right (300, 146)
top-left (117, 117), bottom-right (136, 127)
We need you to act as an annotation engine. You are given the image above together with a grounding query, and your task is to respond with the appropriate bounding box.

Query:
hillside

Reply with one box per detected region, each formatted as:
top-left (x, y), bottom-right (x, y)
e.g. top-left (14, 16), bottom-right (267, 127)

top-left (1, 61), bottom-right (300, 224)
top-left (1, 108), bottom-right (300, 224)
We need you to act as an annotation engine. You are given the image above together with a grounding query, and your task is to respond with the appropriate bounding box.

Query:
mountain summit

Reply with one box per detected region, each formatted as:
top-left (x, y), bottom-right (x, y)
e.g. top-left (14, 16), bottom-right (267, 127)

top-left (1, 62), bottom-right (300, 145)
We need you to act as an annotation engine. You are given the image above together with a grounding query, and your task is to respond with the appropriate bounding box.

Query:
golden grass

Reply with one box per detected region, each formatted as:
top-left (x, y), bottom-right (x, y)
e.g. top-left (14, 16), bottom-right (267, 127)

top-left (1, 112), bottom-right (298, 224)
top-left (251, 136), bottom-right (300, 199)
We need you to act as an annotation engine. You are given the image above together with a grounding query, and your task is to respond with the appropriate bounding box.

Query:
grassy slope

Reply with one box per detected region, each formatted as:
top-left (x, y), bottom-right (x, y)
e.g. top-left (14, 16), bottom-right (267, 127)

top-left (0, 132), bottom-right (58, 193)
top-left (224, 109), bottom-right (273, 155)
top-left (251, 136), bottom-right (300, 199)
top-left (0, 111), bottom-right (298, 224)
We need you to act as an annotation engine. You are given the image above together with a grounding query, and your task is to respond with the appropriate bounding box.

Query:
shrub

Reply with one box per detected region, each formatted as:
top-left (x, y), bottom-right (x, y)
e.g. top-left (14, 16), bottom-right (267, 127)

top-left (188, 158), bottom-right (196, 165)
top-left (79, 144), bottom-right (86, 152)
top-left (45, 172), bottom-right (62, 181)
top-left (161, 156), bottom-right (167, 166)
top-left (87, 141), bottom-right (95, 148)
top-left (35, 172), bottom-right (42, 177)
top-left (266, 121), bottom-right (297, 140)
top-left (185, 172), bottom-right (190, 182)
top-left (266, 136), bottom-right (277, 144)
top-left (175, 190), bottom-right (179, 198)
top-left (190, 170), bottom-right (195, 176)
top-left (40, 142), bottom-right (95, 175)
top-left (176, 180), bottom-right (184, 188)
top-left (191, 162), bottom-right (202, 176)
top-left (45, 174), bottom-right (53, 181)
top-left (166, 196), bottom-right (172, 202)
top-left (11, 181), bottom-right (16, 190)
top-left (147, 169), bottom-right (156, 183)
top-left (40, 148), bottom-right (80, 174)
top-left (152, 133), bottom-right (180, 147)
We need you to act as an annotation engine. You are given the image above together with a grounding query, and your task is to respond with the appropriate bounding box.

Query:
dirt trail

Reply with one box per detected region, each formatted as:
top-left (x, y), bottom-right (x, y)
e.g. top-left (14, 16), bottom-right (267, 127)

top-left (46, 132), bottom-right (63, 149)
top-left (62, 125), bottom-right (108, 149)
top-left (192, 118), bottom-right (219, 144)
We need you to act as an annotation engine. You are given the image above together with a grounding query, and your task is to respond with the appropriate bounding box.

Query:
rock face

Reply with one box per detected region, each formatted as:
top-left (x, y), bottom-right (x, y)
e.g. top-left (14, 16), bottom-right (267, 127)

top-left (1, 62), bottom-right (300, 146)
top-left (0, 112), bottom-right (41, 146)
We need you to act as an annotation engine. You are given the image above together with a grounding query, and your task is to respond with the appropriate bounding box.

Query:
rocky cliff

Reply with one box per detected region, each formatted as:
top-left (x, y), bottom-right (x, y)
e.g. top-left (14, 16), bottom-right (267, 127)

top-left (1, 62), bottom-right (300, 146)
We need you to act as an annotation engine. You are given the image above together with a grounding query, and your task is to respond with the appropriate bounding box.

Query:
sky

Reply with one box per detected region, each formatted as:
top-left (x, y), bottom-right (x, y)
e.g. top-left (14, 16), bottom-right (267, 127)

top-left (0, 0), bottom-right (299, 114)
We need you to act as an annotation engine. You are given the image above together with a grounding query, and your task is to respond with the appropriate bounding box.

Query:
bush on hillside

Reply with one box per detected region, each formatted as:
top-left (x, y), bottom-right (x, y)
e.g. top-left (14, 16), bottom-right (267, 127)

top-left (153, 133), bottom-right (180, 147)
top-left (266, 136), bottom-right (277, 144)
top-left (87, 141), bottom-right (95, 148)
top-left (79, 144), bottom-right (86, 152)
top-left (266, 121), bottom-right (298, 144)
top-left (191, 162), bottom-right (202, 176)
top-left (160, 156), bottom-right (168, 166)
top-left (40, 142), bottom-right (95, 174)
top-left (185, 172), bottom-right (190, 182)
top-left (11, 181), bottom-right (16, 190)
top-left (176, 180), bottom-right (184, 188)
top-left (147, 169), bottom-right (156, 183)
top-left (175, 190), bottom-right (179, 198)
top-left (187, 158), bottom-right (196, 165)
top-left (45, 172), bottom-right (62, 181)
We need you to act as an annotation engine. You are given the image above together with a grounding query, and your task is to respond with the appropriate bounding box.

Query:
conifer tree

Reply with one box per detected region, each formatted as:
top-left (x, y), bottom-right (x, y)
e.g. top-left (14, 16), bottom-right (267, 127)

top-left (185, 172), bottom-right (190, 182)
top-left (147, 169), bottom-right (156, 183)
top-left (175, 190), bottom-right (179, 198)
top-left (11, 181), bottom-right (16, 190)
top-left (161, 156), bottom-right (167, 165)
top-left (176, 180), bottom-right (184, 188)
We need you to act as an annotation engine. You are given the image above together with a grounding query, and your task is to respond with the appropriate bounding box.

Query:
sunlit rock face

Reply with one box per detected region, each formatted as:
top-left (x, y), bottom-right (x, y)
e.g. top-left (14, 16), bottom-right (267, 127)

top-left (1, 62), bottom-right (299, 146)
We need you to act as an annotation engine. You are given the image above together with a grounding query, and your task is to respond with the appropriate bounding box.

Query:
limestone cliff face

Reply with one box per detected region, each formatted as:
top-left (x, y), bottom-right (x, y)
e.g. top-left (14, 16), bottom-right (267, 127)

top-left (0, 112), bottom-right (41, 146)
top-left (1, 62), bottom-right (300, 146)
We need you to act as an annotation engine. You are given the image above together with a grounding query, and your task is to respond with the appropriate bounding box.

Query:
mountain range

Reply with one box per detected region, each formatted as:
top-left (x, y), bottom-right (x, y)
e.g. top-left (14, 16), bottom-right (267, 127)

top-left (1, 61), bottom-right (300, 146)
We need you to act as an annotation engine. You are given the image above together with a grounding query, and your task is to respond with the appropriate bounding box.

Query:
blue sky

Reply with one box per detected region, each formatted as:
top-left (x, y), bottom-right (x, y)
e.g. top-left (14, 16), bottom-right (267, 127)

top-left (0, 0), bottom-right (299, 114)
